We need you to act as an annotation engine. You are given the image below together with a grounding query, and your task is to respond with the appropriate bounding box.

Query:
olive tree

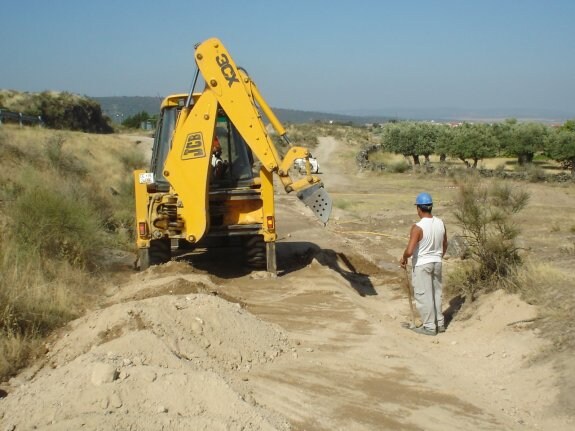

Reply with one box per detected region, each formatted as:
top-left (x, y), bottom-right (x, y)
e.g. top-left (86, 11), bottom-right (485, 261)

top-left (506, 122), bottom-right (548, 165)
top-left (415, 123), bottom-right (439, 164)
top-left (491, 119), bottom-right (516, 156)
top-left (434, 125), bottom-right (454, 162)
top-left (546, 127), bottom-right (575, 175)
top-left (382, 122), bottom-right (437, 166)
top-left (440, 123), bottom-right (497, 168)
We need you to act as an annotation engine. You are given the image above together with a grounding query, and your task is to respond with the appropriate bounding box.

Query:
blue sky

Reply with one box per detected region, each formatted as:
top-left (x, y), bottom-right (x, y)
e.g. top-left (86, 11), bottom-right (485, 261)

top-left (1, 0), bottom-right (574, 116)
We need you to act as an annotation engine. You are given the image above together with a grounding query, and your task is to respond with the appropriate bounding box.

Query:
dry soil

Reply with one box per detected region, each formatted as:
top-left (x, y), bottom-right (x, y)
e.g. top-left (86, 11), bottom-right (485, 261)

top-left (0, 137), bottom-right (573, 431)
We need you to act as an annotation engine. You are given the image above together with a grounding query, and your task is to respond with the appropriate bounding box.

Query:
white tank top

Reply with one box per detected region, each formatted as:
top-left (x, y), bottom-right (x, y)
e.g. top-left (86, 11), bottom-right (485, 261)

top-left (413, 216), bottom-right (445, 267)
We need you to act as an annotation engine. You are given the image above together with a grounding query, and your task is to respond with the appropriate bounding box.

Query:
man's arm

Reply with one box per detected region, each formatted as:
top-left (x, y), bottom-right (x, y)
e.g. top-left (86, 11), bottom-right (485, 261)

top-left (400, 224), bottom-right (422, 268)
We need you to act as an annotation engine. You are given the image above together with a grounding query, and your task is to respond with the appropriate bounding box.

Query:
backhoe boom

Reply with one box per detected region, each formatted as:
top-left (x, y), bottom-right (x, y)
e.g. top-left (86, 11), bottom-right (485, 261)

top-left (134, 38), bottom-right (332, 273)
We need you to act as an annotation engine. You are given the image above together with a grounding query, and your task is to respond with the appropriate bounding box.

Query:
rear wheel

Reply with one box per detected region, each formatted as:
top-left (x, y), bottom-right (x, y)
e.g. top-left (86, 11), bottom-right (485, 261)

top-left (244, 235), bottom-right (266, 269)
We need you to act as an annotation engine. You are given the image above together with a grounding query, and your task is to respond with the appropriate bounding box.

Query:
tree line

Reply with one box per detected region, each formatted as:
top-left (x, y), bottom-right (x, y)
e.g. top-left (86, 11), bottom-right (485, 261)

top-left (121, 110), bottom-right (157, 129)
top-left (379, 119), bottom-right (575, 174)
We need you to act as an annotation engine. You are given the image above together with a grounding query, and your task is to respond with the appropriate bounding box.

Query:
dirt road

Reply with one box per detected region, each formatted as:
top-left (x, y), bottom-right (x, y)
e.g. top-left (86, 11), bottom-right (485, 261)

top-left (0, 137), bottom-right (572, 430)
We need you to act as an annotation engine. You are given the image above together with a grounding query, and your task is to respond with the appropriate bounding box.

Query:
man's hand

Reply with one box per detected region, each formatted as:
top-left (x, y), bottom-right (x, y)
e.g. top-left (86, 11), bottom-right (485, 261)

top-left (401, 224), bottom-right (421, 269)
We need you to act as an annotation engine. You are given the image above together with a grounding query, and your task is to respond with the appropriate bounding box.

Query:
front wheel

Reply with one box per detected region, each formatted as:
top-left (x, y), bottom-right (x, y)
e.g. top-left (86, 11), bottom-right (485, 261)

top-left (136, 248), bottom-right (150, 271)
top-left (150, 237), bottom-right (171, 265)
top-left (136, 238), bottom-right (171, 270)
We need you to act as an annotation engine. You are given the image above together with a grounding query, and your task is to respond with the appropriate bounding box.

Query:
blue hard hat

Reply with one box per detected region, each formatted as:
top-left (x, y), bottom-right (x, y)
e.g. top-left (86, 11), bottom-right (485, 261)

top-left (415, 192), bottom-right (433, 205)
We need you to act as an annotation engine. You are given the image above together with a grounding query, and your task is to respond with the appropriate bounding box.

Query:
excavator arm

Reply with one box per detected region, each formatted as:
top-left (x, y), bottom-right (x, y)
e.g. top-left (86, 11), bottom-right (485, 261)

top-left (194, 39), bottom-right (327, 190)
top-left (164, 38), bottom-right (331, 243)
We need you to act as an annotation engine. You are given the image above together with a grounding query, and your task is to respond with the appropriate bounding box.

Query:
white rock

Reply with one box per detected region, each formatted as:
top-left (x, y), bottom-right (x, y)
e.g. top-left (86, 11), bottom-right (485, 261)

top-left (91, 363), bottom-right (118, 386)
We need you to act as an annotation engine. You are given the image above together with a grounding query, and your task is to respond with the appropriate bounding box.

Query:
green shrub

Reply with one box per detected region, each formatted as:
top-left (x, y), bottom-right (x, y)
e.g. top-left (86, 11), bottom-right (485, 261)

top-left (9, 170), bottom-right (104, 268)
top-left (387, 160), bottom-right (411, 173)
top-left (122, 111), bottom-right (155, 129)
top-left (449, 177), bottom-right (529, 301)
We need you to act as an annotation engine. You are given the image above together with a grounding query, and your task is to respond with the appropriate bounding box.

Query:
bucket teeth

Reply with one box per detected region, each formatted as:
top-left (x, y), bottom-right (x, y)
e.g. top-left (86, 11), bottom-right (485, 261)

top-left (297, 184), bottom-right (332, 225)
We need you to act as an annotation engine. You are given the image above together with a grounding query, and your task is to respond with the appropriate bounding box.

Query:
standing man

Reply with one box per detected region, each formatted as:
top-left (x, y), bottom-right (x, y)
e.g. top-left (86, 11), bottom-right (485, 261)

top-left (400, 192), bottom-right (448, 336)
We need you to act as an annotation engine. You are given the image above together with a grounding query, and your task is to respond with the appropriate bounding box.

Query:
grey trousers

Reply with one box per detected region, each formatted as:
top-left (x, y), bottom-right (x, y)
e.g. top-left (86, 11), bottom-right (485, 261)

top-left (412, 262), bottom-right (444, 331)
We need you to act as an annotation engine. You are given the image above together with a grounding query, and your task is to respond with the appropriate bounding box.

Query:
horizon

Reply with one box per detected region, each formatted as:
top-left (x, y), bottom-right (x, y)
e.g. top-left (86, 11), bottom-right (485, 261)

top-left (91, 95), bottom-right (573, 124)
top-left (1, 0), bottom-right (574, 118)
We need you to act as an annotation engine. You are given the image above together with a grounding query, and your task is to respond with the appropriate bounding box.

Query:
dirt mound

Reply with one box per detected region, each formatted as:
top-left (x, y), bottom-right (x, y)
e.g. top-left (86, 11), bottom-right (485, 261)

top-left (0, 274), bottom-right (292, 430)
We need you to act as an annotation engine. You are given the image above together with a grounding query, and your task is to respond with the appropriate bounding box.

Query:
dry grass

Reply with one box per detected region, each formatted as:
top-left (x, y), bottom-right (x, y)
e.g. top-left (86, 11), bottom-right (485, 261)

top-left (509, 261), bottom-right (575, 357)
top-left (0, 125), bottom-right (144, 380)
top-left (368, 152), bottom-right (407, 165)
top-left (510, 260), bottom-right (565, 304)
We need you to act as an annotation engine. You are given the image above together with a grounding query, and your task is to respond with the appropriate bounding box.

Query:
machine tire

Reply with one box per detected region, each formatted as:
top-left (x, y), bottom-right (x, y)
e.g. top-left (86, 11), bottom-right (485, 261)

top-left (149, 237), bottom-right (171, 266)
top-left (244, 235), bottom-right (266, 269)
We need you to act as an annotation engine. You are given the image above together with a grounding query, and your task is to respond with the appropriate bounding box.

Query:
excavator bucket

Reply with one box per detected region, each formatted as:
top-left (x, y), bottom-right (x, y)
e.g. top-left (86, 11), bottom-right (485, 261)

top-left (297, 184), bottom-right (332, 225)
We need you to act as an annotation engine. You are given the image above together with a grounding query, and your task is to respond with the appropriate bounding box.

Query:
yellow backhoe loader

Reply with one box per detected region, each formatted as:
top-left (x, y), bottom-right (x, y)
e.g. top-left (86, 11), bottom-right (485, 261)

top-left (133, 38), bottom-right (331, 274)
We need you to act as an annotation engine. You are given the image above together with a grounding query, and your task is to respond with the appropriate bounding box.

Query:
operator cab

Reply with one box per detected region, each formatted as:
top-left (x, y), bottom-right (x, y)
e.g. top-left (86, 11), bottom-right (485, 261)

top-left (149, 95), bottom-right (255, 192)
top-left (211, 113), bottom-right (255, 187)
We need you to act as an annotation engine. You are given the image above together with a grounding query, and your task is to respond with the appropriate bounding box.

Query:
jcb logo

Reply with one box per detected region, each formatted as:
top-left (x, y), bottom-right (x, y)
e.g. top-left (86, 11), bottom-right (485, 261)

top-left (216, 54), bottom-right (239, 87)
top-left (182, 133), bottom-right (206, 160)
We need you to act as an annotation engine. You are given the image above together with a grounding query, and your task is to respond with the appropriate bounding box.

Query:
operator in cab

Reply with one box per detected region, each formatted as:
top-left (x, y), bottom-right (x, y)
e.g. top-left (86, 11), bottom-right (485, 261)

top-left (211, 135), bottom-right (228, 179)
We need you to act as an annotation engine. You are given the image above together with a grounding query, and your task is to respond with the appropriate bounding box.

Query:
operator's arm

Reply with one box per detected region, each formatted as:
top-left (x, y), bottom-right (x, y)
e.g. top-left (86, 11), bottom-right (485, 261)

top-left (400, 224), bottom-right (422, 268)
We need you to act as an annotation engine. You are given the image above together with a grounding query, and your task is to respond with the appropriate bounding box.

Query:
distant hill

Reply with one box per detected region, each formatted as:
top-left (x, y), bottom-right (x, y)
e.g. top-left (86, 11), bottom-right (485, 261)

top-left (93, 96), bottom-right (575, 126)
top-left (92, 96), bottom-right (164, 124)
top-left (92, 96), bottom-right (392, 125)
top-left (338, 107), bottom-right (575, 124)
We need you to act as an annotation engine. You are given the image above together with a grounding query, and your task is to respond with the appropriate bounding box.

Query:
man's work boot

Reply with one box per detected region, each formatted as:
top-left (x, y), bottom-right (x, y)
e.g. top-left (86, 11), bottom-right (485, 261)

top-left (409, 326), bottom-right (436, 336)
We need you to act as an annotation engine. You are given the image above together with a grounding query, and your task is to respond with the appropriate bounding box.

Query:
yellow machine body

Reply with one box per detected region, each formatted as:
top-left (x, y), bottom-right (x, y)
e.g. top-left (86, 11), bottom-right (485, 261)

top-left (134, 38), bottom-right (331, 273)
